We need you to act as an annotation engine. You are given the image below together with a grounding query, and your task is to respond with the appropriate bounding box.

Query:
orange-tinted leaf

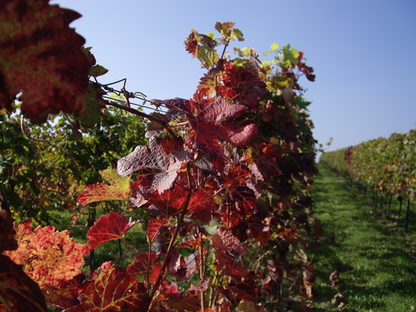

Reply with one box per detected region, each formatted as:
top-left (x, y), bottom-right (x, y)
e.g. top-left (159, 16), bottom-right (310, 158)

top-left (67, 262), bottom-right (147, 312)
top-left (4, 220), bottom-right (89, 288)
top-left (0, 192), bottom-right (17, 253)
top-left (87, 211), bottom-right (139, 249)
top-left (0, 254), bottom-right (47, 312)
top-left (0, 0), bottom-right (91, 122)
top-left (78, 168), bottom-right (130, 205)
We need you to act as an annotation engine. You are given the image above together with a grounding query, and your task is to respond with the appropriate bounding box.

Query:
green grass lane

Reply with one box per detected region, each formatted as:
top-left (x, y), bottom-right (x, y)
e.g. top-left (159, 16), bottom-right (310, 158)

top-left (312, 163), bottom-right (416, 312)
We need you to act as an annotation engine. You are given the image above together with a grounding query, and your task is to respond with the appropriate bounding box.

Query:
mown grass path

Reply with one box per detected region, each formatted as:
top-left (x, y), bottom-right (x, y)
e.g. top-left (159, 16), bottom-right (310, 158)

top-left (312, 164), bottom-right (416, 312)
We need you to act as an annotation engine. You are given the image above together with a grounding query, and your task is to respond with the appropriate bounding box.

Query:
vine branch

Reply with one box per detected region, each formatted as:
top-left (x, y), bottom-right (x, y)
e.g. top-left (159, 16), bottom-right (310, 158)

top-left (144, 164), bottom-right (193, 312)
top-left (103, 100), bottom-right (178, 139)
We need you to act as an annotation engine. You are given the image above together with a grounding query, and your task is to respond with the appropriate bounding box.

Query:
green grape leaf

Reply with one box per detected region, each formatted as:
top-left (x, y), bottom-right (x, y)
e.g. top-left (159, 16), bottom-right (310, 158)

top-left (77, 83), bottom-right (104, 128)
top-left (270, 42), bottom-right (279, 51)
top-left (281, 44), bottom-right (300, 67)
top-left (88, 64), bottom-right (108, 78)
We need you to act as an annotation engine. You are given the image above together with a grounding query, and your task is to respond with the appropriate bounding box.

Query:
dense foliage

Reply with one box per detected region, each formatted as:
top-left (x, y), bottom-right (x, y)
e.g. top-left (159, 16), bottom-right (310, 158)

top-left (0, 1), bottom-right (319, 311)
top-left (0, 108), bottom-right (146, 224)
top-left (320, 129), bottom-right (416, 200)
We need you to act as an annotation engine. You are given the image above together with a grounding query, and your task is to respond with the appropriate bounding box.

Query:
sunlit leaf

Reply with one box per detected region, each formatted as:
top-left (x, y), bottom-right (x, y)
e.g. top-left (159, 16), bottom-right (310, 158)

top-left (78, 168), bottom-right (130, 205)
top-left (87, 212), bottom-right (139, 249)
top-left (4, 220), bottom-right (89, 288)
top-left (66, 262), bottom-right (147, 312)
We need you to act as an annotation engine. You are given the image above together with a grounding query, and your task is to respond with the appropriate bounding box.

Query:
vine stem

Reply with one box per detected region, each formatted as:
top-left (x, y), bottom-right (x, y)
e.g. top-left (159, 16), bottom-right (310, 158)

top-left (198, 231), bottom-right (205, 312)
top-left (220, 41), bottom-right (229, 60)
top-left (104, 100), bottom-right (178, 139)
top-left (143, 165), bottom-right (193, 312)
top-left (20, 116), bottom-right (48, 142)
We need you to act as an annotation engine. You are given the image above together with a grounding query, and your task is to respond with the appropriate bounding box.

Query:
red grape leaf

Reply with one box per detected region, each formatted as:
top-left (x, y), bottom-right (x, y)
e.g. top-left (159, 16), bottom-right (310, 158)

top-left (157, 282), bottom-right (200, 311)
top-left (0, 192), bottom-right (17, 253)
top-left (78, 168), bottom-right (131, 205)
top-left (187, 279), bottom-right (209, 295)
top-left (162, 97), bottom-right (258, 147)
top-left (177, 237), bottom-right (202, 250)
top-left (168, 248), bottom-right (187, 281)
top-left (184, 32), bottom-right (198, 57)
top-left (227, 281), bottom-right (257, 303)
top-left (127, 253), bottom-right (162, 288)
top-left (4, 220), bottom-right (89, 288)
top-left (214, 229), bottom-right (245, 257)
top-left (147, 218), bottom-right (169, 241)
top-left (163, 294), bottom-right (200, 311)
top-left (87, 212), bottom-right (140, 249)
top-left (186, 188), bottom-right (216, 223)
top-left (211, 230), bottom-right (249, 279)
top-left (0, 254), bottom-right (47, 312)
top-left (127, 252), bottom-right (157, 275)
top-left (42, 275), bottom-right (84, 309)
top-left (0, 0), bottom-right (91, 122)
top-left (67, 261), bottom-right (147, 312)
top-left (219, 61), bottom-right (267, 108)
top-left (145, 176), bottom-right (216, 224)
top-left (191, 98), bottom-right (252, 146)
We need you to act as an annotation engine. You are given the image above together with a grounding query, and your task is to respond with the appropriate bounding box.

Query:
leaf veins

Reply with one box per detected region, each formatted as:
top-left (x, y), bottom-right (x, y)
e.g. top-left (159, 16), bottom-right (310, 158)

top-left (78, 168), bottom-right (131, 205)
top-left (4, 220), bottom-right (89, 288)
top-left (87, 211), bottom-right (139, 249)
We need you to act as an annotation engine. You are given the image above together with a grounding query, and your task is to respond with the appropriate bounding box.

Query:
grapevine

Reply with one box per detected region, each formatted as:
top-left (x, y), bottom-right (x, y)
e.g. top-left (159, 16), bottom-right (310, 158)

top-left (0, 1), bottom-right (318, 311)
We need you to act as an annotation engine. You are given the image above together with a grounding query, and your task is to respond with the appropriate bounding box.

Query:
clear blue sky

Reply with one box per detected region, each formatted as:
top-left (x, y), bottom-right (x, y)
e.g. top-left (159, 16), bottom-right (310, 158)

top-left (53, 0), bottom-right (416, 152)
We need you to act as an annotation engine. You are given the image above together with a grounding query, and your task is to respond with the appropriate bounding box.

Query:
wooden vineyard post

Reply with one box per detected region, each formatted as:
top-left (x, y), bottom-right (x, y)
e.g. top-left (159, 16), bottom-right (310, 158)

top-left (397, 195), bottom-right (403, 226)
top-left (404, 198), bottom-right (411, 232)
top-left (387, 194), bottom-right (393, 218)
top-left (88, 206), bottom-right (96, 270)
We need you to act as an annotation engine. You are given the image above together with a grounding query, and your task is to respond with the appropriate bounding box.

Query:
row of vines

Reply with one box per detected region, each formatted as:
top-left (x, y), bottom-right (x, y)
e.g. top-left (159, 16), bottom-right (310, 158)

top-left (0, 1), bottom-right (320, 311)
top-left (320, 129), bottom-right (416, 231)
